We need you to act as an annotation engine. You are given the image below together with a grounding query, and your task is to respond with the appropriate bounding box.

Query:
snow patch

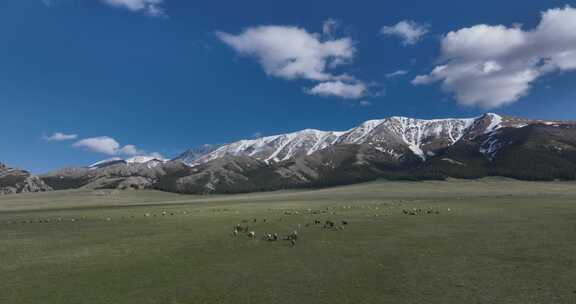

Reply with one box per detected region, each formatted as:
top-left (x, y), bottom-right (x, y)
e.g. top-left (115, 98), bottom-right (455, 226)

top-left (89, 158), bottom-right (124, 168)
top-left (484, 113), bottom-right (503, 134)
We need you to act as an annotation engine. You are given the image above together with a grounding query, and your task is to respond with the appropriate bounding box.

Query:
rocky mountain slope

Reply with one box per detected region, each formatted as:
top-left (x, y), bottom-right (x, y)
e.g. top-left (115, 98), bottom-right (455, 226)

top-left (179, 113), bottom-right (521, 166)
top-left (41, 158), bottom-right (170, 191)
top-left (0, 163), bottom-right (52, 195)
top-left (34, 113), bottom-right (576, 195)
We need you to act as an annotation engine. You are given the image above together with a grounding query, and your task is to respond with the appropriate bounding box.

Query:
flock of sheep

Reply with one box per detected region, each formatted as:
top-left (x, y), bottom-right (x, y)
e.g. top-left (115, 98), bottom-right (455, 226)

top-left (0, 201), bottom-right (451, 230)
top-left (230, 217), bottom-right (350, 247)
top-left (0, 209), bottom-right (195, 225)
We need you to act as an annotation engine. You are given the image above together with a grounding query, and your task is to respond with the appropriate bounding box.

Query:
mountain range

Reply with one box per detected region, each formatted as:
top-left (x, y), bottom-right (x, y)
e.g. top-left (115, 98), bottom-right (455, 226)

top-left (3, 113), bottom-right (576, 195)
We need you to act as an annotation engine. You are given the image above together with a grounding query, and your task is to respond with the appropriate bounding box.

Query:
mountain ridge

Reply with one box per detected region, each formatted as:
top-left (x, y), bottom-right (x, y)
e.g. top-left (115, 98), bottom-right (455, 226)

top-left (4, 113), bottom-right (576, 196)
top-left (175, 113), bottom-right (530, 166)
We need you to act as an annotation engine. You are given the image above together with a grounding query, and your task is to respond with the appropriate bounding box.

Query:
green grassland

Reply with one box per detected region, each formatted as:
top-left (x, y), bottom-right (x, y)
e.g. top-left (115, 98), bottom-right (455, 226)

top-left (1, 178), bottom-right (576, 304)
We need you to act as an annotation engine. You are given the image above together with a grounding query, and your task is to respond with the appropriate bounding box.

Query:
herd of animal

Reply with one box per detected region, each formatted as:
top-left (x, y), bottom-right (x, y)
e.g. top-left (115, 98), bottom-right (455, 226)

top-left (231, 218), bottom-right (351, 247)
top-left (0, 201), bottom-right (451, 231)
top-left (402, 208), bottom-right (446, 216)
top-left (0, 209), bottom-right (196, 225)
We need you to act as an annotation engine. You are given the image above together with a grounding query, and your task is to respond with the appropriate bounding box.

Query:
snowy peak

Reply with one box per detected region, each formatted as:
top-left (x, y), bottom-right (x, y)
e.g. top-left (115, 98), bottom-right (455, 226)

top-left (126, 156), bottom-right (167, 169)
top-left (363, 116), bottom-right (475, 159)
top-left (89, 156), bottom-right (167, 169)
top-left (192, 129), bottom-right (344, 165)
top-left (89, 158), bottom-right (125, 169)
top-left (173, 144), bottom-right (221, 165)
top-left (126, 156), bottom-right (165, 164)
top-left (180, 113), bottom-right (543, 166)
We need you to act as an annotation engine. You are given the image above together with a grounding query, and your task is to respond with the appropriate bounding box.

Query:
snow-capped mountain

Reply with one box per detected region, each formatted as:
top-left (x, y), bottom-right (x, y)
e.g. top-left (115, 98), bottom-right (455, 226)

top-left (189, 129), bottom-right (345, 165)
top-left (173, 144), bottom-right (221, 165)
top-left (89, 156), bottom-right (167, 169)
top-left (89, 158), bottom-right (125, 168)
top-left (334, 116), bottom-right (477, 160)
top-left (180, 113), bottom-right (515, 166)
top-left (35, 113), bottom-right (576, 195)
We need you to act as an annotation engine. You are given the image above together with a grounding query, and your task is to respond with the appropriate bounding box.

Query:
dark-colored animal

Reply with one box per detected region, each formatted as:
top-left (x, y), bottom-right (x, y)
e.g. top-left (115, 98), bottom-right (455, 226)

top-left (284, 230), bottom-right (298, 241)
top-left (324, 220), bottom-right (335, 229)
top-left (235, 224), bottom-right (249, 233)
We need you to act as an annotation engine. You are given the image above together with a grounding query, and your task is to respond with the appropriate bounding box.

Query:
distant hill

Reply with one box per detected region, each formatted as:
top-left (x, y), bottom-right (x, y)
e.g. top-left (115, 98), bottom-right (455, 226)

top-left (0, 163), bottom-right (52, 195)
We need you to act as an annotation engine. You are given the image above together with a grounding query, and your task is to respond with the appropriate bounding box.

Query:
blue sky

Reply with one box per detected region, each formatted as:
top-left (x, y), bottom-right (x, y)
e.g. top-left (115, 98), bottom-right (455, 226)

top-left (1, 0), bottom-right (576, 173)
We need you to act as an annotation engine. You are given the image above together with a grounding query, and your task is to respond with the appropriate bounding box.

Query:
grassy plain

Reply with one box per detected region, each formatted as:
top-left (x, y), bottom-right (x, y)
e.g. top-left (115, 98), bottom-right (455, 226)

top-left (1, 178), bottom-right (576, 304)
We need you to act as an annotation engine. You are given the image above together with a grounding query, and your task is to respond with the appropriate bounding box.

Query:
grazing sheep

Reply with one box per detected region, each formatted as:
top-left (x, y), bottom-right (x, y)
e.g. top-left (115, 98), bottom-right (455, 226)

top-left (283, 230), bottom-right (298, 241)
top-left (324, 220), bottom-right (335, 229)
top-left (248, 231), bottom-right (256, 239)
top-left (235, 224), bottom-right (249, 233)
top-left (263, 233), bottom-right (278, 241)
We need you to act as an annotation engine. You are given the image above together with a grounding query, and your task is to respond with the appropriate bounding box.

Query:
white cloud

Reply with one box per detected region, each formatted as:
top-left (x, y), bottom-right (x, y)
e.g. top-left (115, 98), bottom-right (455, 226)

top-left (414, 6), bottom-right (576, 108)
top-left (101, 0), bottom-right (165, 17)
top-left (43, 132), bottom-right (78, 142)
top-left (386, 70), bottom-right (409, 78)
top-left (217, 24), bottom-right (377, 100)
top-left (307, 81), bottom-right (367, 99)
top-left (380, 20), bottom-right (429, 46)
top-left (359, 100), bottom-right (372, 107)
top-left (73, 137), bottom-right (122, 155)
top-left (322, 19), bottom-right (340, 39)
top-left (72, 136), bottom-right (154, 157)
top-left (119, 144), bottom-right (141, 156)
top-left (216, 25), bottom-right (355, 82)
